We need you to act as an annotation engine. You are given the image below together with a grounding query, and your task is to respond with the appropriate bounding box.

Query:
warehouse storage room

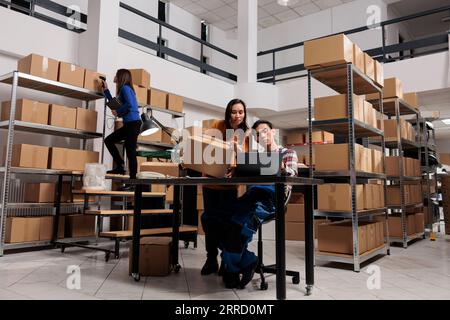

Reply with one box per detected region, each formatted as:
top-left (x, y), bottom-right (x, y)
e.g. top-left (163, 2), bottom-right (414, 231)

top-left (0, 0), bottom-right (449, 304)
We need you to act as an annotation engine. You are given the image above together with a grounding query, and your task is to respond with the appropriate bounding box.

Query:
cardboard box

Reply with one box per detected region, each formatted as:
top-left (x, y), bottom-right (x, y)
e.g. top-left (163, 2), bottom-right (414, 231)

top-left (364, 53), bottom-right (375, 82)
top-left (386, 156), bottom-right (405, 176)
top-left (363, 147), bottom-right (372, 173)
top-left (367, 223), bottom-right (377, 250)
top-left (161, 128), bottom-right (177, 145)
top-left (382, 119), bottom-right (409, 140)
top-left (148, 88), bottom-right (167, 108)
top-left (317, 220), bottom-right (367, 254)
top-left (9, 144), bottom-right (49, 169)
top-left (286, 131), bottom-right (304, 145)
top-left (311, 131), bottom-right (324, 143)
top-left (140, 162), bottom-right (179, 177)
top-left (65, 215), bottom-right (96, 238)
top-left (76, 108), bottom-right (98, 132)
top-left (83, 69), bottom-right (105, 92)
top-left (374, 60), bottom-right (384, 87)
top-left (290, 193), bottom-right (304, 204)
top-left (182, 135), bottom-right (236, 178)
top-left (202, 119), bottom-right (222, 130)
top-left (139, 130), bottom-right (162, 143)
top-left (5, 218), bottom-right (40, 243)
top-left (166, 185), bottom-right (174, 203)
top-left (415, 212), bottom-right (425, 234)
top-left (371, 149), bottom-right (383, 174)
top-left (61, 181), bottom-right (73, 203)
top-left (58, 62), bottom-right (85, 87)
top-left (323, 131), bottom-right (334, 143)
top-left (130, 69), bottom-right (150, 88)
top-left (49, 104), bottom-right (76, 129)
top-left (1, 99), bottom-right (49, 125)
top-left (314, 94), bottom-right (364, 122)
top-left (286, 204), bottom-right (304, 223)
top-left (364, 184), bottom-right (374, 210)
top-left (70, 150), bottom-right (99, 171)
top-left (151, 184), bottom-right (166, 193)
top-left (167, 94), bottom-right (183, 113)
top-left (24, 183), bottom-right (55, 203)
top-left (353, 44), bottom-right (365, 72)
top-left (133, 85), bottom-right (148, 106)
top-left (17, 54), bottom-right (58, 81)
top-left (403, 92), bottom-right (419, 109)
top-left (384, 77), bottom-right (403, 99)
top-left (197, 195), bottom-right (204, 210)
top-left (387, 185), bottom-right (417, 206)
top-left (440, 153), bottom-right (450, 166)
top-left (39, 217), bottom-right (65, 240)
top-left (48, 147), bottom-right (69, 170)
top-left (315, 143), bottom-right (366, 172)
top-left (129, 237), bottom-right (172, 277)
top-left (304, 34), bottom-right (354, 69)
top-left (389, 215), bottom-right (415, 237)
top-left (317, 184), bottom-right (364, 211)
top-left (286, 222), bottom-right (305, 241)
top-left (198, 211), bottom-right (204, 235)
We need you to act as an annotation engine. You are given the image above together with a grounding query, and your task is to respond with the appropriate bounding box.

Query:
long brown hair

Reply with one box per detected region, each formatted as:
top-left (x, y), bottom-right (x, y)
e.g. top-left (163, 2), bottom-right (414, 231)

top-left (225, 99), bottom-right (249, 131)
top-left (115, 69), bottom-right (135, 95)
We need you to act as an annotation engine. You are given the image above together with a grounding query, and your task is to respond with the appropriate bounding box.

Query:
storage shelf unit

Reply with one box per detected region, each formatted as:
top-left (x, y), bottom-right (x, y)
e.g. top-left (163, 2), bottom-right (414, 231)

top-left (0, 71), bottom-right (106, 256)
top-left (382, 98), bottom-right (422, 248)
top-left (308, 63), bottom-right (388, 272)
top-left (140, 104), bottom-right (185, 119)
top-left (389, 232), bottom-right (425, 245)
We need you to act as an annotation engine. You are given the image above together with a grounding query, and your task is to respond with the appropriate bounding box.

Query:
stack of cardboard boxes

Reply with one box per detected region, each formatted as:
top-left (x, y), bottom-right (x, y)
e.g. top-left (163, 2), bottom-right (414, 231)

top-left (386, 184), bottom-right (422, 206)
top-left (386, 157), bottom-right (421, 177)
top-left (376, 212), bottom-right (424, 238)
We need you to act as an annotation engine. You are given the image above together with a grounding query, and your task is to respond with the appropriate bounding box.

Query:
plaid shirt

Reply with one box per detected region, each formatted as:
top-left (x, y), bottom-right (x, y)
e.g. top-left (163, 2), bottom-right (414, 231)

top-left (278, 146), bottom-right (298, 199)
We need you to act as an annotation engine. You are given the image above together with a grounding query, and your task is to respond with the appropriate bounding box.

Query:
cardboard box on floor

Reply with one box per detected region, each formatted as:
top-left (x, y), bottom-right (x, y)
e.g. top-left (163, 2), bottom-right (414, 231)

top-left (129, 237), bottom-right (172, 277)
top-left (5, 217), bottom-right (40, 243)
top-left (167, 94), bottom-right (183, 113)
top-left (130, 69), bottom-right (150, 88)
top-left (39, 217), bottom-right (65, 240)
top-left (76, 108), bottom-right (98, 132)
top-left (304, 34), bottom-right (354, 69)
top-left (83, 69), bottom-right (105, 92)
top-left (317, 184), bottom-right (364, 211)
top-left (25, 183), bottom-right (55, 203)
top-left (133, 85), bottom-right (148, 106)
top-left (315, 143), bottom-right (368, 172)
top-left (1, 99), bottom-right (49, 125)
top-left (148, 88), bottom-right (167, 109)
top-left (6, 144), bottom-right (50, 169)
top-left (314, 94), bottom-right (364, 122)
top-left (65, 215), bottom-right (96, 238)
top-left (140, 162), bottom-right (179, 177)
top-left (182, 134), bottom-right (236, 178)
top-left (49, 104), bottom-right (76, 129)
top-left (58, 62), bottom-right (85, 88)
top-left (17, 54), bottom-right (59, 81)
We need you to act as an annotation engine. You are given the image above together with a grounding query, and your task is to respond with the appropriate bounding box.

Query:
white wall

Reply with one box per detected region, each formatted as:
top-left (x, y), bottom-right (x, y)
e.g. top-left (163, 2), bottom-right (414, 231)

top-left (436, 139), bottom-right (450, 154)
top-left (257, 0), bottom-right (388, 75)
top-left (207, 25), bottom-right (238, 82)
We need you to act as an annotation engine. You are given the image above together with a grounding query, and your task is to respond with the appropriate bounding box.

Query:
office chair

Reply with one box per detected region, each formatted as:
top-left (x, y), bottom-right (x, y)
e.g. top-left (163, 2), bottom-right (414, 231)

top-left (257, 186), bottom-right (300, 290)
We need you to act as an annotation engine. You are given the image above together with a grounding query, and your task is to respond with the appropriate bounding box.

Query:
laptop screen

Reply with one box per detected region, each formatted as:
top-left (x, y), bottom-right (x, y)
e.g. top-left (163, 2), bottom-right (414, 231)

top-left (235, 152), bottom-right (283, 177)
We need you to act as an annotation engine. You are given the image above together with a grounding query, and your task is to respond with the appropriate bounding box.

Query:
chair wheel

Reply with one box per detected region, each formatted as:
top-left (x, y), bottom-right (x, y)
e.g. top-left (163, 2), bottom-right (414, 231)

top-left (260, 282), bottom-right (268, 291)
top-left (184, 241), bottom-right (189, 249)
top-left (292, 276), bottom-right (300, 285)
top-left (174, 264), bottom-right (181, 273)
top-left (132, 273), bottom-right (141, 282)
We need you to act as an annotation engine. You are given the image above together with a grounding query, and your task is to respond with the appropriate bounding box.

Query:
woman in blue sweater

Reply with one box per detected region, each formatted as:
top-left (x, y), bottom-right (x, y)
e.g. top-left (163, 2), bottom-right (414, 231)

top-left (101, 69), bottom-right (142, 180)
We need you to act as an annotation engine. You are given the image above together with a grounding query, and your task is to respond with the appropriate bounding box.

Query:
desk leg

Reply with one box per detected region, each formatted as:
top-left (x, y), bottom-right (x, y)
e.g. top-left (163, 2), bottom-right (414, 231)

top-left (275, 183), bottom-right (286, 300)
top-left (172, 185), bottom-right (181, 273)
top-left (131, 184), bottom-right (143, 282)
top-left (304, 185), bottom-right (314, 296)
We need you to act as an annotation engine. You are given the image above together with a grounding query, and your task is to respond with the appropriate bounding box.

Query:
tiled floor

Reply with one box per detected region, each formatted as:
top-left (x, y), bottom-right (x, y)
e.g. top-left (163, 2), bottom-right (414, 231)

top-left (0, 235), bottom-right (449, 300)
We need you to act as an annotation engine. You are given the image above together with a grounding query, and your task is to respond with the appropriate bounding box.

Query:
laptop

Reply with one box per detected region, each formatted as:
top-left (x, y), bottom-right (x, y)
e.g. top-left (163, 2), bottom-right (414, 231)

top-left (234, 152), bottom-right (283, 177)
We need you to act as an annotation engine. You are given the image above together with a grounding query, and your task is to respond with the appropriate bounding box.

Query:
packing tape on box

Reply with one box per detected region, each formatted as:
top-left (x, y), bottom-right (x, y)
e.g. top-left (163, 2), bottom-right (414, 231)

top-left (71, 64), bottom-right (76, 72)
top-left (43, 57), bottom-right (48, 72)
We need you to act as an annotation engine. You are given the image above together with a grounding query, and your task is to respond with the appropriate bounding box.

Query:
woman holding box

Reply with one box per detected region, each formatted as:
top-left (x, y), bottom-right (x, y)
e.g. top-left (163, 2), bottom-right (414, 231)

top-left (101, 69), bottom-right (141, 183)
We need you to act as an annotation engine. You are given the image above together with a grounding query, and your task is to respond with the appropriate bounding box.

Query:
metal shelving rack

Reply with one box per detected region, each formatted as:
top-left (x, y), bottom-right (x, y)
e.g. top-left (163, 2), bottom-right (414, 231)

top-left (0, 71), bottom-right (105, 256)
top-left (412, 117), bottom-right (440, 230)
top-left (307, 63), bottom-right (388, 272)
top-left (371, 98), bottom-right (423, 248)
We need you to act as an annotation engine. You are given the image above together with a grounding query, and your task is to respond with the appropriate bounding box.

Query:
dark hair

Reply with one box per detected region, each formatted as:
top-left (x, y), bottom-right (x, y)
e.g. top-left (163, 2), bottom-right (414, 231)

top-left (116, 69), bottom-right (135, 95)
top-left (225, 99), bottom-right (249, 131)
top-left (252, 120), bottom-right (273, 130)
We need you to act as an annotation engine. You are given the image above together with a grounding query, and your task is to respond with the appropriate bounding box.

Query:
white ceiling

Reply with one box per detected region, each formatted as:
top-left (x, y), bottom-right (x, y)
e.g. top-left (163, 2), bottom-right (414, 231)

top-left (167, 0), bottom-right (356, 31)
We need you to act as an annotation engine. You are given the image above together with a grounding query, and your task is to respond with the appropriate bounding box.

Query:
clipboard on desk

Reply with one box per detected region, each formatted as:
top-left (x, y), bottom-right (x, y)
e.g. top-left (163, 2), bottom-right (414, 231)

top-left (106, 97), bottom-right (122, 111)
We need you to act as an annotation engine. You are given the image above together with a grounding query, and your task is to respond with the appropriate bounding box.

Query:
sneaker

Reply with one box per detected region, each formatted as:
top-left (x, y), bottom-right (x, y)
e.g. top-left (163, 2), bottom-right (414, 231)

top-left (122, 184), bottom-right (135, 192)
top-left (239, 261), bottom-right (257, 289)
top-left (223, 271), bottom-right (240, 289)
top-left (201, 258), bottom-right (219, 276)
top-left (107, 167), bottom-right (126, 175)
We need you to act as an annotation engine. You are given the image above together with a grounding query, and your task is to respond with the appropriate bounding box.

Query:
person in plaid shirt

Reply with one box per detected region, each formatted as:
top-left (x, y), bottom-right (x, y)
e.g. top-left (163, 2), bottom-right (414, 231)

top-left (220, 120), bottom-right (299, 289)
